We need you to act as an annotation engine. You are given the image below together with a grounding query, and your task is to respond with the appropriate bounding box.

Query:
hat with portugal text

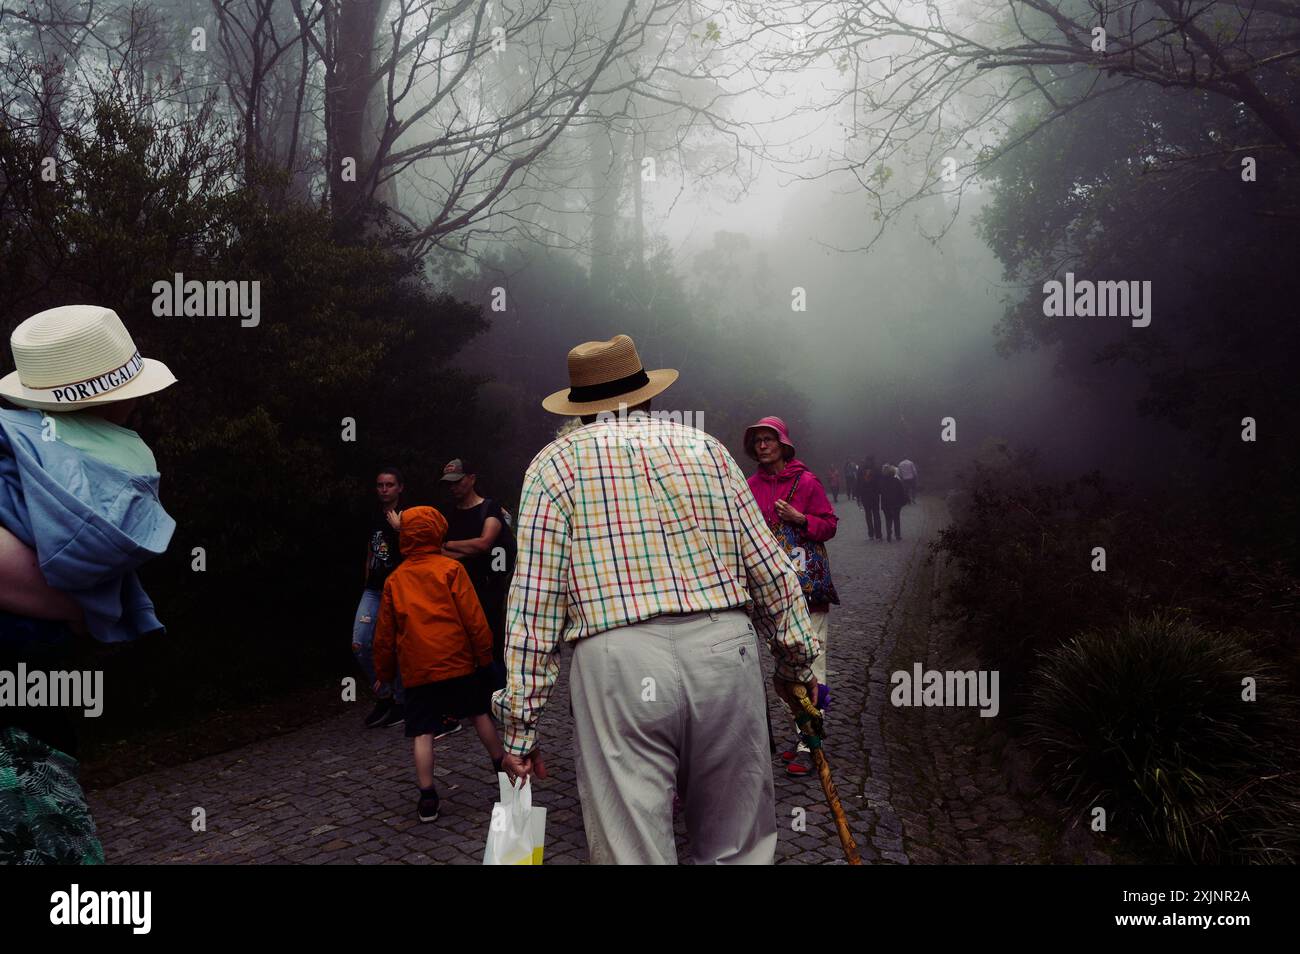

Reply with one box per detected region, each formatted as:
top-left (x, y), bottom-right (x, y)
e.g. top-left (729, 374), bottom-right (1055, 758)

top-left (1, 305), bottom-right (176, 412)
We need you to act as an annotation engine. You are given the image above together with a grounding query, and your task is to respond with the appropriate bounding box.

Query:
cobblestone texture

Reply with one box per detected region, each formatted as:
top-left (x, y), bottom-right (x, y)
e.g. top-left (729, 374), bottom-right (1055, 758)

top-left (89, 495), bottom-right (1060, 864)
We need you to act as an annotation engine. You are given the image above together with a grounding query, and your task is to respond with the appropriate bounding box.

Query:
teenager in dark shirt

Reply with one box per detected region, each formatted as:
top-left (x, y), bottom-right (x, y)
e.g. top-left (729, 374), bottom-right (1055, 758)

top-left (354, 468), bottom-right (407, 728)
top-left (439, 459), bottom-right (514, 690)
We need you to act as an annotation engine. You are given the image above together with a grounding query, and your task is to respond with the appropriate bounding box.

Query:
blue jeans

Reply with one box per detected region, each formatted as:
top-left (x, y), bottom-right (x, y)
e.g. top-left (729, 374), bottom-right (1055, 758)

top-left (352, 589), bottom-right (403, 703)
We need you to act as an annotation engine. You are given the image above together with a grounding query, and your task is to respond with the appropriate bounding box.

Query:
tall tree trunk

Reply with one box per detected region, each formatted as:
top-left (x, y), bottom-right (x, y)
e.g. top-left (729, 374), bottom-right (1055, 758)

top-left (326, 0), bottom-right (394, 225)
top-left (256, 2), bottom-right (317, 203)
top-left (631, 127), bottom-right (645, 287)
top-left (588, 119), bottom-right (624, 302)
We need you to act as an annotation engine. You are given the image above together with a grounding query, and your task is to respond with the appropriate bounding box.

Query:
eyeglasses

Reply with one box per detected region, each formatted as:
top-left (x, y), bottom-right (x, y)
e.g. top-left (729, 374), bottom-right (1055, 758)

top-left (753, 436), bottom-right (780, 446)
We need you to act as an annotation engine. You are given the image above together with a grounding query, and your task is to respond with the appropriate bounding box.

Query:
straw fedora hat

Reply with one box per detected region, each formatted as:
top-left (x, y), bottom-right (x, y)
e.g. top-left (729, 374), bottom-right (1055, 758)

top-left (0, 305), bottom-right (177, 412)
top-left (541, 334), bottom-right (678, 415)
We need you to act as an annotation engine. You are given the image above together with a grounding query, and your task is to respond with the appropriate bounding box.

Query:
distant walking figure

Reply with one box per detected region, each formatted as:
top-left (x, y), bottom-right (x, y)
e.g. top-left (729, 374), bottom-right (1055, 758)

top-left (828, 467), bottom-right (842, 502)
top-left (493, 335), bottom-right (819, 865)
top-left (844, 460), bottom-right (858, 503)
top-left (858, 458), bottom-right (882, 541)
top-left (897, 457), bottom-right (918, 504)
top-left (881, 464), bottom-right (906, 542)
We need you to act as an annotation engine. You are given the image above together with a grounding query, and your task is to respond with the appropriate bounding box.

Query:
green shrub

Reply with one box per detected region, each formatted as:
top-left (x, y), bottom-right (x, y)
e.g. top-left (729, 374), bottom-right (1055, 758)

top-left (933, 454), bottom-right (1299, 692)
top-left (932, 455), bottom-right (1133, 680)
top-left (1025, 614), bottom-right (1300, 864)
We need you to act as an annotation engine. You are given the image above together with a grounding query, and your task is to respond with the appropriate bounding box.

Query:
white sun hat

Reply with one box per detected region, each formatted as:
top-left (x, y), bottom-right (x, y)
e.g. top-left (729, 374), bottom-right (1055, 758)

top-left (0, 305), bottom-right (177, 412)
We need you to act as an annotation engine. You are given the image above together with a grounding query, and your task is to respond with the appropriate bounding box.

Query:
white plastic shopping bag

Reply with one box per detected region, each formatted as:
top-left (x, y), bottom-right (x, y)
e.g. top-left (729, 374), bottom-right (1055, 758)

top-left (483, 772), bottom-right (547, 865)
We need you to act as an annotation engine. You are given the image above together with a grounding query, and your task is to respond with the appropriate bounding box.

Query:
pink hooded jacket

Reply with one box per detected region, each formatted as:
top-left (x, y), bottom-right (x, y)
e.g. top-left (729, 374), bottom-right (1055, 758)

top-left (747, 459), bottom-right (839, 544)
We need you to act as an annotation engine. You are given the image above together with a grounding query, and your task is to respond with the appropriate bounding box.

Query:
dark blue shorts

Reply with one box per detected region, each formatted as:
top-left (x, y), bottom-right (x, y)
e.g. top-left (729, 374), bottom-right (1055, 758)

top-left (403, 668), bottom-right (493, 737)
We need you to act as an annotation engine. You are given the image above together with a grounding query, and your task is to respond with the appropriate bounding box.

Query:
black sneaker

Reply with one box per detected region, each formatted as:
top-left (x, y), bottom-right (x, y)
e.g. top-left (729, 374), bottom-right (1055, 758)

top-left (433, 718), bottom-right (462, 740)
top-left (364, 699), bottom-right (392, 728)
top-left (417, 787), bottom-right (440, 823)
top-left (382, 704), bottom-right (406, 728)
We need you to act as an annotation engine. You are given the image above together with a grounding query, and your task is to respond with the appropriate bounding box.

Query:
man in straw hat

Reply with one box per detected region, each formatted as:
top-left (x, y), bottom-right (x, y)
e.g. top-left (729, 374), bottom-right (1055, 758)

top-left (492, 334), bottom-right (820, 864)
top-left (0, 304), bottom-right (176, 864)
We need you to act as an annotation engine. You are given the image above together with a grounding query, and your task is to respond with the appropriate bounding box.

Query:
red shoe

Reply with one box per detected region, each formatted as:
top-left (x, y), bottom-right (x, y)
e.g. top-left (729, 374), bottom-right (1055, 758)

top-left (785, 758), bottom-right (812, 777)
top-left (780, 738), bottom-right (809, 762)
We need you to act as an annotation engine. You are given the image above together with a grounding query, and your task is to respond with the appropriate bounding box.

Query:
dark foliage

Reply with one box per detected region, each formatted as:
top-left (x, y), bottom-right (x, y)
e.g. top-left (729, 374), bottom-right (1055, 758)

top-left (933, 453), bottom-right (1300, 697)
top-left (1, 92), bottom-right (492, 735)
top-left (977, 76), bottom-right (1300, 557)
top-left (936, 452), bottom-right (1300, 861)
top-left (1026, 614), bottom-right (1300, 864)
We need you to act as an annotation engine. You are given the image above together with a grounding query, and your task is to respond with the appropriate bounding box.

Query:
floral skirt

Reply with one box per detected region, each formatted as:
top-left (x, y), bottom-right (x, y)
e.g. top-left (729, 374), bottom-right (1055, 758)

top-left (0, 726), bottom-right (103, 864)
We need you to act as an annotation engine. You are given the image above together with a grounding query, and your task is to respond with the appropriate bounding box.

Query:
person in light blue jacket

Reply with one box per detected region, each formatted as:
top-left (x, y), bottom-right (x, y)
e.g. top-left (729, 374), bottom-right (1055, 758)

top-left (0, 407), bottom-right (173, 642)
top-left (0, 304), bottom-right (177, 864)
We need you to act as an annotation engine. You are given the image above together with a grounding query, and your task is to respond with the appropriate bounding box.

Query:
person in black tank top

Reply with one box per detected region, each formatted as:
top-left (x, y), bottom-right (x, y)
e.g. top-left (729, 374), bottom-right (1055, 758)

top-left (439, 459), bottom-right (510, 690)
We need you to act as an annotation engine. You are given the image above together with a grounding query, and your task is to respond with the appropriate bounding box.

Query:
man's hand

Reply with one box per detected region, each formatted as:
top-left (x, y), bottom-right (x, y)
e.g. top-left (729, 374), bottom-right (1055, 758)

top-left (501, 749), bottom-right (548, 785)
top-left (773, 674), bottom-right (819, 713)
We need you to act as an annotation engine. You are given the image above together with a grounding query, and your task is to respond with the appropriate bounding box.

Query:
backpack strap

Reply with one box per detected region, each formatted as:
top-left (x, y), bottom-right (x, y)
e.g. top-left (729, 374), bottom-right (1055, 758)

top-left (784, 473), bottom-right (803, 503)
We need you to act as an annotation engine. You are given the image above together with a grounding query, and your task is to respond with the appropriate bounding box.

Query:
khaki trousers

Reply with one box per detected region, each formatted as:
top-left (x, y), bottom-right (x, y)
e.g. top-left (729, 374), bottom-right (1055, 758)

top-left (811, 609), bottom-right (829, 685)
top-left (570, 609), bottom-right (777, 864)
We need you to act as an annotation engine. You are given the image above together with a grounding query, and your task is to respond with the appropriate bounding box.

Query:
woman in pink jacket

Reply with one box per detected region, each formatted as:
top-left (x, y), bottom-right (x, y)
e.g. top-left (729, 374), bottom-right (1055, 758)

top-left (743, 415), bottom-right (838, 777)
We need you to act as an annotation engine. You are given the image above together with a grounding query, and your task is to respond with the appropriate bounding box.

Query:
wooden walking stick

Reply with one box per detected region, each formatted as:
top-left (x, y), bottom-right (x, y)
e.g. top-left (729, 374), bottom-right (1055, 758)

top-left (790, 684), bottom-right (861, 865)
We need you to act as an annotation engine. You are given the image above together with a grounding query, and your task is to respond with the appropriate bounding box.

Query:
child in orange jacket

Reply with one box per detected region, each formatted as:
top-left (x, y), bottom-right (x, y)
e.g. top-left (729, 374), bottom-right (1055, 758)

top-left (373, 505), bottom-right (505, 822)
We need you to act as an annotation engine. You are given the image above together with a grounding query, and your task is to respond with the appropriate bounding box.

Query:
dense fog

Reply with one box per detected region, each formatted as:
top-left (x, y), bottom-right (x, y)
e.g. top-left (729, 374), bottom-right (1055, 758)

top-left (2, 0), bottom-right (1296, 869)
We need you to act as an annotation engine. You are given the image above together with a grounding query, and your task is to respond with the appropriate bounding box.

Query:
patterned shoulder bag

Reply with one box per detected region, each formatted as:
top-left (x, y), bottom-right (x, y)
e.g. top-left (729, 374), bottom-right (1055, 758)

top-left (768, 474), bottom-right (840, 606)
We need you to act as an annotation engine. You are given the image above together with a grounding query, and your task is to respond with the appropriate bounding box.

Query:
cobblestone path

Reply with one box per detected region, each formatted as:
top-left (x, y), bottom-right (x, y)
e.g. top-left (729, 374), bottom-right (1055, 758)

top-left (89, 494), bottom-right (1056, 864)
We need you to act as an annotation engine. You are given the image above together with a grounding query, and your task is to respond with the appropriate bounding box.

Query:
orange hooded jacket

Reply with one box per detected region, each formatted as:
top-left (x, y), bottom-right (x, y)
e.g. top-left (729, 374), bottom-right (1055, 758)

top-left (372, 505), bottom-right (494, 688)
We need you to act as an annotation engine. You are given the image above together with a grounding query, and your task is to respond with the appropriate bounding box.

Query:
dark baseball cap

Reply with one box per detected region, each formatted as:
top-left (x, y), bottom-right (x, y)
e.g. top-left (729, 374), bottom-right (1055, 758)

top-left (441, 458), bottom-right (473, 482)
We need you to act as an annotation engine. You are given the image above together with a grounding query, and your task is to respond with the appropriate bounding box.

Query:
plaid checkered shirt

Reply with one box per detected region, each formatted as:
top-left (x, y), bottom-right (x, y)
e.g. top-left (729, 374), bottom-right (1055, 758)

top-left (491, 415), bottom-right (820, 756)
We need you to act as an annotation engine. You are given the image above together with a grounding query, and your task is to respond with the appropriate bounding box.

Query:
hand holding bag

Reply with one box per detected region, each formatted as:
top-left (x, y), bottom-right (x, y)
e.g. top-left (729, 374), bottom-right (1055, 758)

top-left (483, 772), bottom-right (547, 865)
top-left (769, 473), bottom-right (840, 606)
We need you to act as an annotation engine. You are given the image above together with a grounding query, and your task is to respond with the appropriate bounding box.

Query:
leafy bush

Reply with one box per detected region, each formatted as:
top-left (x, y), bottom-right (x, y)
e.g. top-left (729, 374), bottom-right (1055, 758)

top-left (1025, 614), bottom-right (1300, 864)
top-left (933, 452), bottom-right (1138, 680)
top-left (933, 452), bottom-right (1299, 693)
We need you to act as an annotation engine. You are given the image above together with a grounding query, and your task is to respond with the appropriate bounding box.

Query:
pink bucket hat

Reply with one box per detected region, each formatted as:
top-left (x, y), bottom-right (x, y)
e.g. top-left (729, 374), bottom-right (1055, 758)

top-left (743, 415), bottom-right (795, 460)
